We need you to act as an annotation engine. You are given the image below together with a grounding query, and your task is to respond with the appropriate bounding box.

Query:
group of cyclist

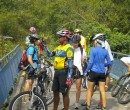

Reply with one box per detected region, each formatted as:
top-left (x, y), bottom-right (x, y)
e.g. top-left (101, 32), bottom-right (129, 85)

top-left (22, 26), bottom-right (130, 110)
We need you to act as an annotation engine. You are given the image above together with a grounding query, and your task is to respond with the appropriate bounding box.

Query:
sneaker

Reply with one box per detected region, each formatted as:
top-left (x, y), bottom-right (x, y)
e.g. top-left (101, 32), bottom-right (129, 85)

top-left (102, 107), bottom-right (107, 110)
top-left (83, 106), bottom-right (91, 110)
top-left (96, 103), bottom-right (102, 109)
top-left (81, 101), bottom-right (87, 106)
top-left (74, 103), bottom-right (80, 109)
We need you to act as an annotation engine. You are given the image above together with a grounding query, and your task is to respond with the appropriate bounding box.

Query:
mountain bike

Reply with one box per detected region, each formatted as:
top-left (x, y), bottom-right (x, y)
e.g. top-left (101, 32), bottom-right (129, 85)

top-left (111, 74), bottom-right (130, 97)
top-left (9, 69), bottom-right (48, 110)
top-left (117, 74), bottom-right (130, 104)
top-left (39, 57), bottom-right (54, 105)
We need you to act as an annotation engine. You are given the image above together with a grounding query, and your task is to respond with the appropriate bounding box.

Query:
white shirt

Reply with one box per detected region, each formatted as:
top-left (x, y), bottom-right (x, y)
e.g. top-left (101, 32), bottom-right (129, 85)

top-left (104, 41), bottom-right (114, 61)
top-left (73, 47), bottom-right (87, 75)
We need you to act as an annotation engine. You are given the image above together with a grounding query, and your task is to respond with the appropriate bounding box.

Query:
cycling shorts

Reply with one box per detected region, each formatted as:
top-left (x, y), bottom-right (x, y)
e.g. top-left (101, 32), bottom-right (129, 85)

top-left (52, 69), bottom-right (69, 94)
top-left (87, 70), bottom-right (106, 82)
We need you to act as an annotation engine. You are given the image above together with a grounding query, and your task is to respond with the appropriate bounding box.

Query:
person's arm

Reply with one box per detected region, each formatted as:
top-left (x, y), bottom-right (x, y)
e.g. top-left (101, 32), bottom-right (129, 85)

top-left (27, 47), bottom-right (36, 69)
top-left (43, 45), bottom-right (55, 57)
top-left (28, 55), bottom-right (35, 69)
top-left (105, 51), bottom-right (112, 68)
top-left (84, 48), bottom-right (94, 75)
top-left (66, 47), bottom-right (74, 78)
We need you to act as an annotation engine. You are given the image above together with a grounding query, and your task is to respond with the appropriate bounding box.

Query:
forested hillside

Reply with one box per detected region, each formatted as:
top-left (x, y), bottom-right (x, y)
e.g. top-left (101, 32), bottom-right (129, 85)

top-left (0, 0), bottom-right (130, 56)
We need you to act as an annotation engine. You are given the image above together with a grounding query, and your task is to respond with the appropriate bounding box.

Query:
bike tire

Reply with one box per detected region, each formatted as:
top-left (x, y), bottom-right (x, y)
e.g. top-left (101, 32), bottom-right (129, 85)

top-left (117, 80), bottom-right (130, 104)
top-left (9, 91), bottom-right (48, 110)
top-left (43, 77), bottom-right (54, 105)
top-left (111, 75), bottom-right (126, 97)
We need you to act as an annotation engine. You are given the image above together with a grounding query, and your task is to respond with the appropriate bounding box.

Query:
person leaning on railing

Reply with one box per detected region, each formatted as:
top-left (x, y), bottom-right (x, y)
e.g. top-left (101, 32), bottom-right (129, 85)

top-left (43, 30), bottom-right (74, 110)
top-left (84, 33), bottom-right (112, 110)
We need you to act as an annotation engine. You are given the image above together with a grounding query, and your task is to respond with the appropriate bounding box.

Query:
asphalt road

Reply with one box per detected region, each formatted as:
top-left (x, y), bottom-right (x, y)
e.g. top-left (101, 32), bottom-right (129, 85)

top-left (48, 83), bottom-right (130, 110)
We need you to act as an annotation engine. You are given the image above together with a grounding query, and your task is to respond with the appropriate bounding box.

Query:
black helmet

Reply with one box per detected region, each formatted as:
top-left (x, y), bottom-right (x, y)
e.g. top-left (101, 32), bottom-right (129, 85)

top-left (92, 33), bottom-right (105, 41)
top-left (29, 34), bottom-right (39, 40)
top-left (72, 35), bottom-right (81, 43)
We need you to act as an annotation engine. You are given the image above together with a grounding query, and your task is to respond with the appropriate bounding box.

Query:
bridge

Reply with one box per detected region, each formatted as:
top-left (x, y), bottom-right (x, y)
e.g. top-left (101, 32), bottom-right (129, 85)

top-left (0, 45), bottom-right (129, 110)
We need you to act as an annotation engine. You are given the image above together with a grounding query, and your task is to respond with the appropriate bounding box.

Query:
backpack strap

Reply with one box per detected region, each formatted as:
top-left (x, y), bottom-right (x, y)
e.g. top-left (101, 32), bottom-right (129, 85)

top-left (26, 45), bottom-right (36, 57)
top-left (80, 47), bottom-right (83, 56)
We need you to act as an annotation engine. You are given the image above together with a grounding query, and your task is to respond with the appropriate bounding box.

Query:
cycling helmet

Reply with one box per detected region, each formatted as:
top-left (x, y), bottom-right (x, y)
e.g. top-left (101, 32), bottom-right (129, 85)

top-left (57, 30), bottom-right (72, 38)
top-left (29, 34), bottom-right (39, 40)
top-left (92, 33), bottom-right (105, 41)
top-left (72, 35), bottom-right (81, 43)
top-left (29, 27), bottom-right (36, 33)
top-left (74, 28), bottom-right (82, 33)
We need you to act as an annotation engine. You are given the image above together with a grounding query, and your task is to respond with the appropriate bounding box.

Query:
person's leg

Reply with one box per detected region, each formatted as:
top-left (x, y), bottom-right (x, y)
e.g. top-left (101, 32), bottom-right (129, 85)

top-left (24, 79), bottom-right (33, 91)
top-left (86, 81), bottom-right (94, 107)
top-left (53, 91), bottom-right (60, 110)
top-left (105, 75), bottom-right (110, 88)
top-left (76, 78), bottom-right (82, 104)
top-left (99, 82), bottom-right (106, 108)
top-left (23, 79), bottom-right (33, 102)
top-left (63, 92), bottom-right (70, 110)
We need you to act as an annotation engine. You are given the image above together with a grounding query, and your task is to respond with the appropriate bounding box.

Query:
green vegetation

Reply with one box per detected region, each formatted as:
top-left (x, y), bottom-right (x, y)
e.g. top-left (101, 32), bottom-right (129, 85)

top-left (0, 0), bottom-right (130, 56)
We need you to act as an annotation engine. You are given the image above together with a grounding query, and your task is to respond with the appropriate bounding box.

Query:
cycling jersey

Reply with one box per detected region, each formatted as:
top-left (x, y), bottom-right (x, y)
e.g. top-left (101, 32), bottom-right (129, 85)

top-left (26, 44), bottom-right (38, 70)
top-left (80, 35), bottom-right (87, 51)
top-left (85, 46), bottom-right (111, 74)
top-left (44, 43), bottom-right (74, 78)
top-left (53, 43), bottom-right (73, 70)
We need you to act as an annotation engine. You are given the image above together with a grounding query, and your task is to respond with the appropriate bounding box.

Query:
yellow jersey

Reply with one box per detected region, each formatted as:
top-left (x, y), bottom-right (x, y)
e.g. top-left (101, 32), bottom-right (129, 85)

top-left (53, 43), bottom-right (73, 70)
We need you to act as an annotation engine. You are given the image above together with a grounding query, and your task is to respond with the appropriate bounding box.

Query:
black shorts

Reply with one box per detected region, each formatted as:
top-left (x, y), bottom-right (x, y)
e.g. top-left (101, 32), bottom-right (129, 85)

top-left (52, 69), bottom-right (68, 94)
top-left (87, 70), bottom-right (106, 82)
top-left (72, 66), bottom-right (83, 79)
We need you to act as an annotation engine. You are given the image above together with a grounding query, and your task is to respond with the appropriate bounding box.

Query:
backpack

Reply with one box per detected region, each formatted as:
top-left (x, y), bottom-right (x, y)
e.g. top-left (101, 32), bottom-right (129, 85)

top-left (18, 46), bottom-right (35, 70)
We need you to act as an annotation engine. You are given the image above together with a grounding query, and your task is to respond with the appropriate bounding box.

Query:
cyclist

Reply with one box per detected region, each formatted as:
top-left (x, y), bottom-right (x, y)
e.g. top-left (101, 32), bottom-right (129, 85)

top-left (43, 30), bottom-right (74, 110)
top-left (84, 33), bottom-right (112, 110)
top-left (96, 34), bottom-right (114, 109)
top-left (72, 35), bottom-right (87, 109)
top-left (25, 27), bottom-right (36, 45)
top-left (120, 56), bottom-right (130, 74)
top-left (24, 34), bottom-right (39, 95)
top-left (74, 28), bottom-right (87, 51)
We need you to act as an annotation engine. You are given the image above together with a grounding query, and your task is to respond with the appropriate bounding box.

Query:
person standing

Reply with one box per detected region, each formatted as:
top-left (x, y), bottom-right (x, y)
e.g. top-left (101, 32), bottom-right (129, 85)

top-left (23, 34), bottom-right (39, 97)
top-left (74, 28), bottom-right (87, 51)
top-left (43, 30), bottom-right (74, 110)
top-left (84, 34), bottom-right (112, 110)
top-left (72, 35), bottom-right (87, 109)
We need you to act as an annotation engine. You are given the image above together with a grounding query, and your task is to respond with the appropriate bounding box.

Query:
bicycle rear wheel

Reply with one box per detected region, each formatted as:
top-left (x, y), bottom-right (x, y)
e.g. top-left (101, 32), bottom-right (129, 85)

top-left (111, 75), bottom-right (126, 97)
top-left (43, 77), bottom-right (53, 105)
top-left (117, 81), bottom-right (130, 104)
top-left (9, 91), bottom-right (48, 110)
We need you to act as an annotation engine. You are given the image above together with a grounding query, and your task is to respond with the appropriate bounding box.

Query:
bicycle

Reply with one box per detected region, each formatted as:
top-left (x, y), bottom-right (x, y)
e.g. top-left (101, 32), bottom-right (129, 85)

top-left (9, 69), bottom-right (48, 110)
top-left (111, 73), bottom-right (130, 97)
top-left (117, 74), bottom-right (130, 104)
top-left (39, 56), bottom-right (54, 105)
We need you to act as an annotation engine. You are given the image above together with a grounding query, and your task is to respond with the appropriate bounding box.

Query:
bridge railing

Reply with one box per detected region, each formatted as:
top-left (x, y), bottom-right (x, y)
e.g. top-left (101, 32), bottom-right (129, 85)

top-left (111, 52), bottom-right (129, 80)
top-left (0, 45), bottom-right (22, 104)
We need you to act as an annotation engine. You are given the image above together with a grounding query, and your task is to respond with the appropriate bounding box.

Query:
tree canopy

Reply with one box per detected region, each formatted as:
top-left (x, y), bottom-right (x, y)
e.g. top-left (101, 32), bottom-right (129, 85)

top-left (0, 0), bottom-right (130, 56)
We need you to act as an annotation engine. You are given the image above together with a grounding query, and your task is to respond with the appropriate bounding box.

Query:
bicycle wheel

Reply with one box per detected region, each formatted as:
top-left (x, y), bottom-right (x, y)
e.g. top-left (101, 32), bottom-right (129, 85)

top-left (43, 77), bottom-right (54, 105)
top-left (111, 75), bottom-right (126, 97)
top-left (9, 91), bottom-right (48, 110)
top-left (117, 81), bottom-right (130, 104)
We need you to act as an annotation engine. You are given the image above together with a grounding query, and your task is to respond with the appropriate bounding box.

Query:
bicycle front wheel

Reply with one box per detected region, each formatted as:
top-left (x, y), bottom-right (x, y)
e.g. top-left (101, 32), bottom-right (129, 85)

top-left (117, 81), bottom-right (130, 104)
top-left (9, 91), bottom-right (48, 110)
top-left (111, 75), bottom-right (126, 97)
